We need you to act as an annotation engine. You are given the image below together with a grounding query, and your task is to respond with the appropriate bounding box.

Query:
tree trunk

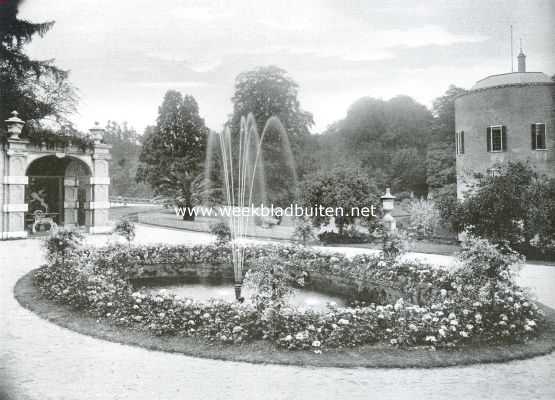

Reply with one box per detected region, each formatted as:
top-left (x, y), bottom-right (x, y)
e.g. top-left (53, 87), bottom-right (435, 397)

top-left (181, 205), bottom-right (195, 221)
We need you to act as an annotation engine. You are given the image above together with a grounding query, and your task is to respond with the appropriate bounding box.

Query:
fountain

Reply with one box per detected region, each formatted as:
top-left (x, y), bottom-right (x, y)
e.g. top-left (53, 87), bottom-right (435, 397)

top-left (205, 114), bottom-right (298, 301)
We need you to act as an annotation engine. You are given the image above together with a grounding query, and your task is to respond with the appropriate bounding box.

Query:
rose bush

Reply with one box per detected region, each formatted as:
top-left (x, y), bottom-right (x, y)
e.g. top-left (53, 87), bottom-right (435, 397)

top-left (33, 236), bottom-right (544, 352)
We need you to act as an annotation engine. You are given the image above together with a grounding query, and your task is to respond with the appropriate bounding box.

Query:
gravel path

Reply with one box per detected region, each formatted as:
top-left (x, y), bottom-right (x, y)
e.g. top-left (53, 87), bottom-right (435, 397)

top-left (1, 225), bottom-right (554, 400)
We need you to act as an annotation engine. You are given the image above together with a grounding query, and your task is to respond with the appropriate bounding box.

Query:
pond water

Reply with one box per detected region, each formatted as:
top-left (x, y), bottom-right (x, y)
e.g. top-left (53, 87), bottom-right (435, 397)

top-left (144, 283), bottom-right (346, 312)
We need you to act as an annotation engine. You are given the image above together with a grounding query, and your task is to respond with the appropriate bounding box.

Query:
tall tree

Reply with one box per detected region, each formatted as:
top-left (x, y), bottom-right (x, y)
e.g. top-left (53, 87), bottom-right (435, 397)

top-left (426, 86), bottom-right (467, 197)
top-left (136, 91), bottom-right (208, 217)
top-left (0, 0), bottom-right (76, 131)
top-left (229, 66), bottom-right (314, 206)
top-left (313, 95), bottom-right (432, 195)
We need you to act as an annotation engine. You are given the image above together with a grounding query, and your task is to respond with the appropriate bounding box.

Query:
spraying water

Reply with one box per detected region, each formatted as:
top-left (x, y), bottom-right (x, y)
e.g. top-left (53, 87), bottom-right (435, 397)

top-left (210, 113), bottom-right (297, 301)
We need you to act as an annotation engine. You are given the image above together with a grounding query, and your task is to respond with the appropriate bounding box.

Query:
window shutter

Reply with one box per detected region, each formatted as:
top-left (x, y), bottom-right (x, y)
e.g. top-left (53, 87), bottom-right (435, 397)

top-left (537, 123), bottom-right (546, 149)
top-left (501, 126), bottom-right (507, 151)
top-left (461, 131), bottom-right (464, 154)
top-left (486, 127), bottom-right (491, 152)
top-left (531, 124), bottom-right (536, 150)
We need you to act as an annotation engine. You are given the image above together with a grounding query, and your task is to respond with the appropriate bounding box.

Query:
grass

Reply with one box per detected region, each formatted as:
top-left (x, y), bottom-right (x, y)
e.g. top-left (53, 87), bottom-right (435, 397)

top-left (132, 208), bottom-right (461, 254)
top-left (327, 241), bottom-right (460, 256)
top-left (109, 205), bottom-right (161, 221)
top-left (14, 269), bottom-right (555, 369)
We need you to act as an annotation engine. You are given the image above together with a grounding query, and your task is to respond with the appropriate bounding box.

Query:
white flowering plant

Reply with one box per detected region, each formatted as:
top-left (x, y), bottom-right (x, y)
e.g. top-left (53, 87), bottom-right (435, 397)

top-left (33, 235), bottom-right (544, 351)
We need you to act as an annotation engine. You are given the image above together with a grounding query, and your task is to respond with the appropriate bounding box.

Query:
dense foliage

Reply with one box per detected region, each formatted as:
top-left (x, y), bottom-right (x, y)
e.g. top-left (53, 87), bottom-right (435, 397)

top-left (114, 219), bottom-right (136, 245)
top-left (228, 66), bottom-right (314, 205)
top-left (42, 227), bottom-right (83, 266)
top-left (209, 221), bottom-right (231, 244)
top-left (291, 216), bottom-right (315, 245)
top-left (0, 0), bottom-right (77, 135)
top-left (450, 162), bottom-right (555, 258)
top-left (404, 198), bottom-right (443, 240)
top-left (300, 167), bottom-right (379, 234)
top-left (425, 86), bottom-right (467, 199)
top-left (103, 121), bottom-right (152, 197)
top-left (309, 96), bottom-right (432, 195)
top-left (137, 91), bottom-right (208, 213)
top-left (302, 86), bottom-right (465, 207)
top-left (34, 236), bottom-right (543, 351)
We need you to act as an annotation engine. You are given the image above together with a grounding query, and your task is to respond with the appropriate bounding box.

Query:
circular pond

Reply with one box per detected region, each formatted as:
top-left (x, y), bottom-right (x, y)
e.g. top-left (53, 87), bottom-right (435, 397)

top-left (142, 283), bottom-right (346, 312)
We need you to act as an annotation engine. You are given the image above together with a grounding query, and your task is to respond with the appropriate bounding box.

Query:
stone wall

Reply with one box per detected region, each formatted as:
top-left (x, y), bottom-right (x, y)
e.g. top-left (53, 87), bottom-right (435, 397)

top-left (129, 262), bottom-right (235, 285)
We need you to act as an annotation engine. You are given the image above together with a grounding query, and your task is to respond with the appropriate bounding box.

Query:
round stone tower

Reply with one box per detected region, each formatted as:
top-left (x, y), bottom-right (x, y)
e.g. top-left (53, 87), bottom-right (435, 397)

top-left (454, 58), bottom-right (555, 199)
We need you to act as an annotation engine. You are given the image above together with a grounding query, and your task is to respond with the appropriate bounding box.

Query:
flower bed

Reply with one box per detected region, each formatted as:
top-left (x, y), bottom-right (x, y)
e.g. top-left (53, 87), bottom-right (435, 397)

top-left (33, 237), bottom-right (544, 352)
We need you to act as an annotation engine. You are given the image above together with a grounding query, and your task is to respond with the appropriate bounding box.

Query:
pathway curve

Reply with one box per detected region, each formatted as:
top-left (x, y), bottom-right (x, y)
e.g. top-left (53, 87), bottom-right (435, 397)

top-left (1, 225), bottom-right (554, 400)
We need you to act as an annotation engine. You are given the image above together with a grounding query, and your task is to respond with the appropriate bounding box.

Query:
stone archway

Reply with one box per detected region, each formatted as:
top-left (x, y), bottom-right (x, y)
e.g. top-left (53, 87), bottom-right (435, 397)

top-left (25, 155), bottom-right (92, 233)
top-left (1, 113), bottom-right (112, 239)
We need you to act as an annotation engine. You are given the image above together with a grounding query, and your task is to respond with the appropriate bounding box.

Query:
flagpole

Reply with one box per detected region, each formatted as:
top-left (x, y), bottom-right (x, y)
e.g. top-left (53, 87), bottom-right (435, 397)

top-left (510, 25), bottom-right (514, 72)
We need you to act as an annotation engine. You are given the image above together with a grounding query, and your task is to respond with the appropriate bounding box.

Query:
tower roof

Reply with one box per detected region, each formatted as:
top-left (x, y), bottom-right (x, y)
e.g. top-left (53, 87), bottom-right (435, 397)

top-left (471, 72), bottom-right (551, 90)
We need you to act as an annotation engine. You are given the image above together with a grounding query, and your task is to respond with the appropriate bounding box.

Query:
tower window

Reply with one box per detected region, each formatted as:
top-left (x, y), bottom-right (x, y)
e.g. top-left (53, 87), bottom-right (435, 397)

top-left (531, 123), bottom-right (546, 150)
top-left (487, 125), bottom-right (506, 152)
top-left (456, 131), bottom-right (465, 155)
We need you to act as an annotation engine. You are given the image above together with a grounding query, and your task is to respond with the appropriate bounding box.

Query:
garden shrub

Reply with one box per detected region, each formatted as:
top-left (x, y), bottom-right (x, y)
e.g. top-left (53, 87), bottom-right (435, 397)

top-left (317, 225), bottom-right (370, 244)
top-left (209, 221), bottom-right (231, 244)
top-left (299, 167), bottom-right (380, 234)
top-left (114, 219), bottom-right (136, 244)
top-left (451, 161), bottom-right (555, 259)
top-left (244, 254), bottom-right (307, 340)
top-left (43, 227), bottom-right (84, 266)
top-left (406, 198), bottom-right (442, 239)
top-left (446, 236), bottom-right (540, 342)
top-left (291, 216), bottom-right (315, 245)
top-left (33, 235), bottom-right (543, 352)
top-left (381, 230), bottom-right (413, 259)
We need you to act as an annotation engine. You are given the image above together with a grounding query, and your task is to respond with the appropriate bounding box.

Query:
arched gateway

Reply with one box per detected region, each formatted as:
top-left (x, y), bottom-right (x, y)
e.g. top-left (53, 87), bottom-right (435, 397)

top-left (0, 112), bottom-right (111, 239)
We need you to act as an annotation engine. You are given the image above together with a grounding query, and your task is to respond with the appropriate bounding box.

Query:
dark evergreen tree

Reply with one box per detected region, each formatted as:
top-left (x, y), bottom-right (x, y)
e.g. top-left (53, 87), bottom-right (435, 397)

top-left (136, 91), bottom-right (208, 218)
top-left (0, 0), bottom-right (76, 131)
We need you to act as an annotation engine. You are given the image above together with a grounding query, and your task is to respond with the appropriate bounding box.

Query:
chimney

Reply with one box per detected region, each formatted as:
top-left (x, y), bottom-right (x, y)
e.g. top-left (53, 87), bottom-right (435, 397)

top-left (517, 41), bottom-right (526, 72)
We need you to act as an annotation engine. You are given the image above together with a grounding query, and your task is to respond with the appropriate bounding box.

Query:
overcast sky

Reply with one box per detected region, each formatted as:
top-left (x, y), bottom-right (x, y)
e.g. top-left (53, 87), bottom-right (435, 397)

top-left (19, 0), bottom-right (555, 134)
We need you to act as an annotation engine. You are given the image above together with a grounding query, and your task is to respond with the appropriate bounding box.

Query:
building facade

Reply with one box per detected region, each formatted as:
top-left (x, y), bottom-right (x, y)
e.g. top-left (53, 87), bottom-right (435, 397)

top-left (0, 112), bottom-right (112, 239)
top-left (454, 51), bottom-right (555, 199)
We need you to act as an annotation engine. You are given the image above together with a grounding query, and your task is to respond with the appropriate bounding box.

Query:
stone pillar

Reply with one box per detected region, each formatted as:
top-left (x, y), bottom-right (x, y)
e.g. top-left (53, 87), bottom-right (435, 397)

top-left (86, 126), bottom-right (112, 234)
top-left (63, 177), bottom-right (79, 227)
top-left (1, 140), bottom-right (29, 239)
top-left (1, 112), bottom-right (28, 240)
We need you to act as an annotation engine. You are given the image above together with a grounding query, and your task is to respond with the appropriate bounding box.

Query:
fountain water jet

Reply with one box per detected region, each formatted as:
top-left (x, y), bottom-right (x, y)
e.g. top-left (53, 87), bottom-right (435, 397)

top-left (210, 113), bottom-right (297, 301)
